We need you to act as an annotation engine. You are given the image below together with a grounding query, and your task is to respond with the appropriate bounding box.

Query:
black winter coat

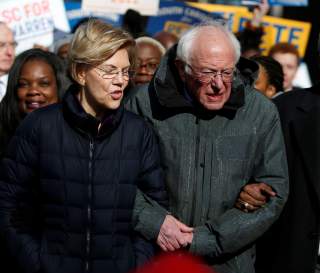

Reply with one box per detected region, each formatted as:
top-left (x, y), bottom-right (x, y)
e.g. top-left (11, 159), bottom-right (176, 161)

top-left (0, 86), bottom-right (167, 273)
top-left (255, 85), bottom-right (320, 273)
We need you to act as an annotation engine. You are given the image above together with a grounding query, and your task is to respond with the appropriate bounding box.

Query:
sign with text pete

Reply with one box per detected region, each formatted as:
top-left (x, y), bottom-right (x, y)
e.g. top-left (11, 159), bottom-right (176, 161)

top-left (235, 13), bottom-right (311, 57)
top-left (189, 2), bottom-right (311, 57)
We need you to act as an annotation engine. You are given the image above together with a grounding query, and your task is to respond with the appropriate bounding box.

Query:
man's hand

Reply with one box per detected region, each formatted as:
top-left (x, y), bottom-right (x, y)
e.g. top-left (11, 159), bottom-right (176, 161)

top-left (235, 182), bottom-right (276, 212)
top-left (157, 215), bottom-right (193, 251)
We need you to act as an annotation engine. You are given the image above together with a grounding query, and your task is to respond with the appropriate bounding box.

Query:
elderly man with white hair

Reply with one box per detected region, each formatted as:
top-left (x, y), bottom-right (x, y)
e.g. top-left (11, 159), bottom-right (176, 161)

top-left (128, 21), bottom-right (289, 273)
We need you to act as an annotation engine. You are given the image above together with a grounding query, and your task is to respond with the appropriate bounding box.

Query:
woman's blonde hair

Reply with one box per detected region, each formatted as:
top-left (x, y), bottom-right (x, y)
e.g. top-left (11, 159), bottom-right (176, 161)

top-left (68, 19), bottom-right (135, 84)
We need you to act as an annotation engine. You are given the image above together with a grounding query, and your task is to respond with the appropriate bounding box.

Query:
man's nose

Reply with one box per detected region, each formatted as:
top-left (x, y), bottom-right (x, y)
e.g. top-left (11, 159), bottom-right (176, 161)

top-left (5, 45), bottom-right (14, 56)
top-left (211, 74), bottom-right (224, 89)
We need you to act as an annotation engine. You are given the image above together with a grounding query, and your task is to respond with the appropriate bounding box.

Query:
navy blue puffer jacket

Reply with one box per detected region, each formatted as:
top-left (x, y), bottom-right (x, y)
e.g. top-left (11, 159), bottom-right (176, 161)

top-left (0, 85), bottom-right (167, 273)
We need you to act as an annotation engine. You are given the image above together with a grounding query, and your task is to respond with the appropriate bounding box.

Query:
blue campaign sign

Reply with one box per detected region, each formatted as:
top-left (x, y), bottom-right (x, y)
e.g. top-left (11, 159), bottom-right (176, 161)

top-left (65, 2), bottom-right (121, 31)
top-left (145, 1), bottom-right (220, 36)
top-left (268, 0), bottom-right (308, 6)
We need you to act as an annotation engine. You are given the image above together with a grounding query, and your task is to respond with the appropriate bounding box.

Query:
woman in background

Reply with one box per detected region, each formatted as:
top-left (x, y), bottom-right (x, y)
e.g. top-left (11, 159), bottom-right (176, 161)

top-left (0, 48), bottom-right (67, 158)
top-left (251, 55), bottom-right (284, 98)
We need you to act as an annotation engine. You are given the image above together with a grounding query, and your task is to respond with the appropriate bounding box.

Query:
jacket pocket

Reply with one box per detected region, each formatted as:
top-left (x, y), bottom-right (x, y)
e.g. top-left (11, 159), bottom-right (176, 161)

top-left (216, 135), bottom-right (254, 161)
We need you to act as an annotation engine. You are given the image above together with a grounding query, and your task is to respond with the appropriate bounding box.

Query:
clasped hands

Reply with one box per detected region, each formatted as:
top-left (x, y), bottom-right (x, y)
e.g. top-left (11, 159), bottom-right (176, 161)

top-left (157, 214), bottom-right (193, 252)
top-left (157, 182), bottom-right (277, 251)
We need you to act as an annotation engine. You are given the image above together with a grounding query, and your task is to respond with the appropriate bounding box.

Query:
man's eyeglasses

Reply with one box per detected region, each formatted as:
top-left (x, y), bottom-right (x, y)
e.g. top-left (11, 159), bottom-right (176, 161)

top-left (92, 65), bottom-right (135, 81)
top-left (185, 63), bottom-right (235, 83)
top-left (0, 41), bottom-right (18, 51)
top-left (136, 61), bottom-right (159, 74)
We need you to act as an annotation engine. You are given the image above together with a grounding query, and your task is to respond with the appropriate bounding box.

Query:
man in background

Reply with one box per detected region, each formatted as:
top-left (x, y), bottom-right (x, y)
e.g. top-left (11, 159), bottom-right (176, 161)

top-left (0, 22), bottom-right (16, 101)
top-left (268, 42), bottom-right (300, 92)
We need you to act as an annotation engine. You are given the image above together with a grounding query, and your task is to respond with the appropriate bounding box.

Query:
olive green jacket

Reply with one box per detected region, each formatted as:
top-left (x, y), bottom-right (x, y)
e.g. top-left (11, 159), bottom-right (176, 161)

top-left (129, 47), bottom-right (289, 273)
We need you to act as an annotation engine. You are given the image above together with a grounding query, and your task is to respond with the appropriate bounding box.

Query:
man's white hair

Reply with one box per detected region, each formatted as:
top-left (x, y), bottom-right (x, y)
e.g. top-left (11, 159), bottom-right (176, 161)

top-left (176, 21), bottom-right (241, 64)
top-left (135, 36), bottom-right (166, 56)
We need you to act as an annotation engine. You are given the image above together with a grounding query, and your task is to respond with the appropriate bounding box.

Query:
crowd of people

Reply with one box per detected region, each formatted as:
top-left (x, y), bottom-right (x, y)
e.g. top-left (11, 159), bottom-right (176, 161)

top-left (0, 2), bottom-right (318, 273)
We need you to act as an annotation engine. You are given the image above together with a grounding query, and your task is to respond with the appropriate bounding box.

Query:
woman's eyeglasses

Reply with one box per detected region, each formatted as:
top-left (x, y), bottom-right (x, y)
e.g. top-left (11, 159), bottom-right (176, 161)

top-left (91, 65), bottom-right (135, 81)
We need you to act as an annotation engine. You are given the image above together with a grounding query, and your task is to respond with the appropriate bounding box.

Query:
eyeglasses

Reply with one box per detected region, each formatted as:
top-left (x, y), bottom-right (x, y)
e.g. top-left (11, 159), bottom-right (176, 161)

top-left (136, 61), bottom-right (159, 73)
top-left (185, 63), bottom-right (235, 83)
top-left (0, 41), bottom-right (18, 51)
top-left (92, 65), bottom-right (135, 81)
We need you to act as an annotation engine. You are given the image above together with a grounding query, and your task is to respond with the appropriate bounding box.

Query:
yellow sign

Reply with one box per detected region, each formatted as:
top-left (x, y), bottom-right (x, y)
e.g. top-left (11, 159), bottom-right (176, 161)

top-left (163, 21), bottom-right (190, 38)
top-left (187, 2), bottom-right (311, 57)
top-left (188, 2), bottom-right (247, 14)
top-left (234, 13), bottom-right (311, 57)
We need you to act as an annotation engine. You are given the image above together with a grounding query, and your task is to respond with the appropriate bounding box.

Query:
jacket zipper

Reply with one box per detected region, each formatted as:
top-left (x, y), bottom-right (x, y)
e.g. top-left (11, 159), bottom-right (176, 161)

top-left (85, 139), bottom-right (94, 273)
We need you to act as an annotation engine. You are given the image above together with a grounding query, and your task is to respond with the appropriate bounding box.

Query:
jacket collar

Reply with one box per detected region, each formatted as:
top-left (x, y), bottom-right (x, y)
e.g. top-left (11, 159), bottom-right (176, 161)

top-left (150, 45), bottom-right (259, 114)
top-left (62, 84), bottom-right (124, 138)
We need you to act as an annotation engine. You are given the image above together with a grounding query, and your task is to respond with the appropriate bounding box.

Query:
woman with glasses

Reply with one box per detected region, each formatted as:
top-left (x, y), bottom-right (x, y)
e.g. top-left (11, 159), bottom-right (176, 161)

top-left (0, 19), bottom-right (167, 273)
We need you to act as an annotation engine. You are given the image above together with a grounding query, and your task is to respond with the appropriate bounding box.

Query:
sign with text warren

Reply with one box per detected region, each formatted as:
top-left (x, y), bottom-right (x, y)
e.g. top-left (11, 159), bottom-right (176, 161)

top-left (0, 0), bottom-right (69, 53)
top-left (82, 0), bottom-right (160, 16)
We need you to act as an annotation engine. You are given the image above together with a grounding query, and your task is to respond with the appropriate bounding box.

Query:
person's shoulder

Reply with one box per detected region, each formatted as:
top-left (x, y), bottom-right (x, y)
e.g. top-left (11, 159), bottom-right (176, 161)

top-left (18, 103), bottom-right (62, 133)
top-left (123, 109), bottom-right (155, 136)
top-left (125, 83), bottom-right (153, 116)
top-left (123, 108), bottom-right (151, 127)
top-left (274, 87), bottom-right (319, 109)
top-left (123, 108), bottom-right (144, 121)
top-left (242, 88), bottom-right (280, 131)
top-left (246, 87), bottom-right (277, 112)
top-left (125, 84), bottom-right (149, 102)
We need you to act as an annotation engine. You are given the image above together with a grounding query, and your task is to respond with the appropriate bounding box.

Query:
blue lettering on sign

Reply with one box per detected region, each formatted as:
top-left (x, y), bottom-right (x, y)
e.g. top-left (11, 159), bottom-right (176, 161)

top-left (273, 24), bottom-right (287, 43)
top-left (226, 13), bottom-right (234, 31)
top-left (13, 17), bottom-right (54, 40)
top-left (288, 27), bottom-right (302, 44)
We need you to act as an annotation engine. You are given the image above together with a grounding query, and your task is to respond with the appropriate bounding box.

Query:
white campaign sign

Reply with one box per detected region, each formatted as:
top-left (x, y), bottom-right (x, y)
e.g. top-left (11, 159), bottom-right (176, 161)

top-left (0, 0), bottom-right (70, 53)
top-left (82, 0), bottom-right (160, 16)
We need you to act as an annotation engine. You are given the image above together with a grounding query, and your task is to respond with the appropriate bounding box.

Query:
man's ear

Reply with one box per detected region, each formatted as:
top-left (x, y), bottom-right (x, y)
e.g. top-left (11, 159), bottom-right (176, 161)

top-left (174, 59), bottom-right (186, 82)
